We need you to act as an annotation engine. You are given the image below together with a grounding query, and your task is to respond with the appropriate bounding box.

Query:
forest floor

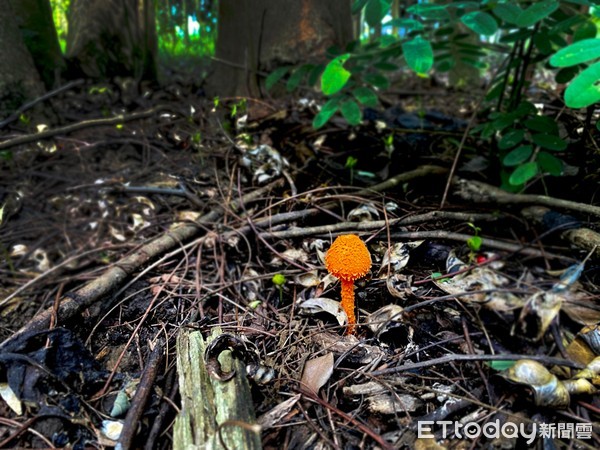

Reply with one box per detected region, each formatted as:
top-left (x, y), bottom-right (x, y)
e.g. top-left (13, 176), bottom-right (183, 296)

top-left (0, 73), bottom-right (599, 449)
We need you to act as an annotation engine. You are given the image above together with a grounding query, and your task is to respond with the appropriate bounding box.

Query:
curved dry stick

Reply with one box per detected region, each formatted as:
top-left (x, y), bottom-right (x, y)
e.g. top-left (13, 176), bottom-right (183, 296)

top-left (0, 105), bottom-right (172, 150)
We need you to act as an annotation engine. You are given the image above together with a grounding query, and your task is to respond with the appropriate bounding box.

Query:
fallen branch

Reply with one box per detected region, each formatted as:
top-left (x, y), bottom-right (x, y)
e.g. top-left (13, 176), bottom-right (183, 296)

top-left (370, 353), bottom-right (584, 377)
top-left (0, 105), bottom-right (172, 150)
top-left (258, 211), bottom-right (498, 239)
top-left (522, 206), bottom-right (600, 258)
top-left (0, 79), bottom-right (84, 129)
top-left (453, 177), bottom-right (600, 218)
top-left (118, 339), bottom-right (165, 450)
top-left (387, 230), bottom-right (573, 260)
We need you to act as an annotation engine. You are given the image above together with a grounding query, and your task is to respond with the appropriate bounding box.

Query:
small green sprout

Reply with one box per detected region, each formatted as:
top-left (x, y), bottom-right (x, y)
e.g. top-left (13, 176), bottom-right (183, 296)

top-left (272, 273), bottom-right (286, 303)
top-left (466, 222), bottom-right (482, 261)
top-left (345, 156), bottom-right (358, 185)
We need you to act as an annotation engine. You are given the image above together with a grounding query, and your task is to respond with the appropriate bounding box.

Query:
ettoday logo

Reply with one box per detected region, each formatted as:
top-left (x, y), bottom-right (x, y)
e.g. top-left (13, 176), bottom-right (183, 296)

top-left (418, 420), bottom-right (593, 444)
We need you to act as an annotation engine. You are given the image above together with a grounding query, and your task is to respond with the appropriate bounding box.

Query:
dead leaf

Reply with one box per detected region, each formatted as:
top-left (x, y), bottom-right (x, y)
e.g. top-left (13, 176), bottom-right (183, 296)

top-left (301, 353), bottom-right (334, 394)
top-left (298, 297), bottom-right (346, 326)
top-left (257, 394), bottom-right (301, 429)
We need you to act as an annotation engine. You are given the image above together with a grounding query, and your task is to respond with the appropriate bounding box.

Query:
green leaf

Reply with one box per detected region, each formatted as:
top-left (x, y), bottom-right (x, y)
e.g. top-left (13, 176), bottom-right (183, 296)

top-left (500, 28), bottom-right (532, 44)
top-left (461, 11), bottom-right (498, 36)
top-left (345, 155), bottom-right (358, 169)
top-left (493, 3), bottom-right (522, 24)
top-left (467, 235), bottom-right (482, 252)
top-left (534, 31), bottom-right (553, 55)
top-left (340, 99), bottom-right (362, 125)
top-left (516, 0), bottom-right (559, 28)
top-left (492, 114), bottom-right (516, 131)
top-left (574, 21), bottom-right (598, 42)
top-left (402, 36), bottom-right (434, 74)
top-left (272, 273), bottom-right (286, 286)
top-left (406, 4), bottom-right (450, 20)
top-left (321, 54), bottom-right (351, 96)
top-left (498, 129), bottom-right (525, 150)
top-left (486, 360), bottom-right (516, 371)
top-left (352, 0), bottom-right (369, 14)
top-left (503, 145), bottom-right (533, 166)
top-left (509, 162), bottom-right (539, 186)
top-left (382, 18), bottom-right (423, 31)
top-left (352, 87), bottom-right (378, 107)
top-left (555, 66), bottom-right (579, 84)
top-left (549, 38), bottom-right (600, 67)
top-left (514, 101), bottom-right (537, 117)
top-left (524, 116), bottom-right (559, 135)
top-left (313, 98), bottom-right (340, 129)
top-left (308, 64), bottom-right (325, 86)
top-left (436, 58), bottom-right (455, 73)
top-left (537, 151), bottom-right (563, 176)
top-left (485, 82), bottom-right (504, 101)
top-left (532, 133), bottom-right (568, 151)
top-left (364, 72), bottom-right (390, 89)
top-left (549, 14), bottom-right (585, 35)
top-left (461, 57), bottom-right (488, 70)
top-left (265, 67), bottom-right (290, 91)
top-left (286, 65), bottom-right (312, 92)
top-left (365, 0), bottom-right (392, 28)
top-left (564, 61), bottom-right (600, 108)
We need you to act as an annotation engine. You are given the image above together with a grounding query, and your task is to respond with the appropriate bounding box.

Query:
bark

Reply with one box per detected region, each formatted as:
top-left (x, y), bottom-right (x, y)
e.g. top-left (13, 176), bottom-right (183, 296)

top-left (8, 0), bottom-right (64, 89)
top-left (0, 1), bottom-right (45, 114)
top-left (208, 0), bottom-right (353, 97)
top-left (66, 0), bottom-right (157, 81)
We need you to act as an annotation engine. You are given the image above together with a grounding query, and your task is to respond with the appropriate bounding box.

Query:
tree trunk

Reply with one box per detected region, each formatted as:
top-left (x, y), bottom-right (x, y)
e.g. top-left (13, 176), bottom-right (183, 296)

top-left (0, 1), bottom-right (45, 113)
top-left (66, 0), bottom-right (157, 81)
top-left (8, 0), bottom-right (64, 89)
top-left (208, 0), bottom-right (353, 97)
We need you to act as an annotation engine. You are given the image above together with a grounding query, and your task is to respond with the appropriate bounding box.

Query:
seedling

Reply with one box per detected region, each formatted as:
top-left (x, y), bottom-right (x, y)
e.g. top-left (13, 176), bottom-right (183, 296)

top-left (272, 273), bottom-right (286, 303)
top-left (466, 222), bottom-right (482, 262)
top-left (345, 156), bottom-right (358, 185)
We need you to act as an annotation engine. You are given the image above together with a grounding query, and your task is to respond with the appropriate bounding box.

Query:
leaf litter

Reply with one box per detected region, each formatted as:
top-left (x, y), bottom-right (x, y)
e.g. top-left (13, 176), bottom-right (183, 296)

top-left (0, 80), bottom-right (599, 449)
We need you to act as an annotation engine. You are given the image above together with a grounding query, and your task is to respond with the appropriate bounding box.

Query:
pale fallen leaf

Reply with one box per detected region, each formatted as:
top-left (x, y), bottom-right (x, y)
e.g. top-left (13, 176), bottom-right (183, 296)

top-left (257, 394), bottom-right (301, 429)
top-left (0, 382), bottom-right (22, 415)
top-left (301, 353), bottom-right (334, 394)
top-left (298, 297), bottom-right (346, 326)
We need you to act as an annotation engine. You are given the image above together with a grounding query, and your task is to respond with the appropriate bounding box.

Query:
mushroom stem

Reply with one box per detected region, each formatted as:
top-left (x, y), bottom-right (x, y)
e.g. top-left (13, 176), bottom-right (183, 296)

top-left (340, 279), bottom-right (356, 335)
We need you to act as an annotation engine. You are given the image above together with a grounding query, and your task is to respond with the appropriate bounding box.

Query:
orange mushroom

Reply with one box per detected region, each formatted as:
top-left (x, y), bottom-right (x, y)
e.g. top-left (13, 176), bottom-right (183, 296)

top-left (325, 234), bottom-right (372, 334)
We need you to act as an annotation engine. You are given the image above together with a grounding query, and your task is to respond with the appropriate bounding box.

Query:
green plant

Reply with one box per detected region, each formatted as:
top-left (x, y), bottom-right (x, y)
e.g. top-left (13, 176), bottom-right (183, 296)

top-left (272, 273), bottom-right (286, 303)
top-left (265, 0), bottom-right (597, 191)
top-left (466, 222), bottom-right (483, 259)
top-left (550, 37), bottom-right (600, 109)
top-left (230, 99), bottom-right (247, 118)
top-left (345, 156), bottom-right (358, 184)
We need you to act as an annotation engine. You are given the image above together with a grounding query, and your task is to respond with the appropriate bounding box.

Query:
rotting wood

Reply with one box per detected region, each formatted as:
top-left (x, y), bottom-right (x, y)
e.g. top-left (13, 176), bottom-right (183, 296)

top-left (174, 329), bottom-right (262, 450)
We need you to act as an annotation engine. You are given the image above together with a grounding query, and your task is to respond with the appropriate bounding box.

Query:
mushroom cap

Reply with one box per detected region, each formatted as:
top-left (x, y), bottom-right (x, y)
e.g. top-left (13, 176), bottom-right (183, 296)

top-left (325, 234), bottom-right (372, 281)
